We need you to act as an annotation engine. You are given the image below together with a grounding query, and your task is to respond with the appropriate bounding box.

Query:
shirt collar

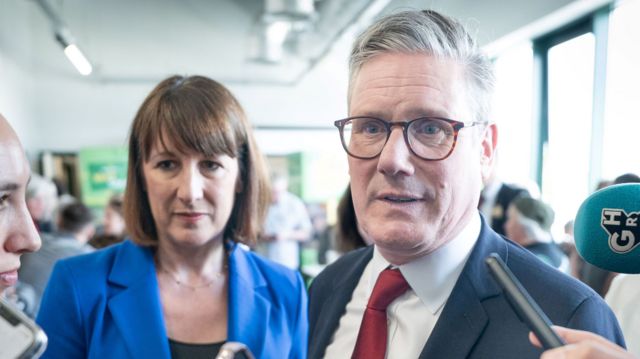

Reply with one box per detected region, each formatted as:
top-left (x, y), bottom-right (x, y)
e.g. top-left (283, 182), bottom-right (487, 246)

top-left (370, 212), bottom-right (481, 314)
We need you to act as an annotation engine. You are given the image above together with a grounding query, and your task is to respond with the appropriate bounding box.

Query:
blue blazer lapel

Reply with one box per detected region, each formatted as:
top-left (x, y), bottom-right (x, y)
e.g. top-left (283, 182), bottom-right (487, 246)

top-left (308, 247), bottom-right (373, 359)
top-left (227, 244), bottom-right (270, 357)
top-left (419, 217), bottom-right (508, 358)
top-left (107, 241), bottom-right (171, 358)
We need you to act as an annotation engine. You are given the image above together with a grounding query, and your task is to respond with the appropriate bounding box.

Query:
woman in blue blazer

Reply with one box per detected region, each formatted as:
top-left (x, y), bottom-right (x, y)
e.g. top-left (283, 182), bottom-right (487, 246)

top-left (37, 75), bottom-right (308, 358)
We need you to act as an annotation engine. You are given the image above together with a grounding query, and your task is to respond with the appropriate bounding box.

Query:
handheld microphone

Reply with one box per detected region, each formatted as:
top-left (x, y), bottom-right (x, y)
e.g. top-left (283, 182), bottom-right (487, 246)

top-left (574, 183), bottom-right (640, 273)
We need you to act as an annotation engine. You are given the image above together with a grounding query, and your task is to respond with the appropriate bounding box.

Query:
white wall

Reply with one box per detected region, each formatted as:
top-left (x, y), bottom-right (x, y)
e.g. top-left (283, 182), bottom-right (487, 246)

top-left (0, 0), bottom-right (37, 152)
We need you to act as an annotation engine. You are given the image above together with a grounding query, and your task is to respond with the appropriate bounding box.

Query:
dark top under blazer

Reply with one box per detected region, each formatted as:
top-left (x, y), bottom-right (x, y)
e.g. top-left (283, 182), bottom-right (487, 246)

top-left (308, 215), bottom-right (625, 359)
top-left (37, 240), bottom-right (308, 359)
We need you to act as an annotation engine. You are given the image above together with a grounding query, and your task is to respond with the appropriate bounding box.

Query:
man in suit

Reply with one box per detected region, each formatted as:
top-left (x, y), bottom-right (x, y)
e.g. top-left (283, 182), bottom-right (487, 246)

top-left (308, 9), bottom-right (624, 359)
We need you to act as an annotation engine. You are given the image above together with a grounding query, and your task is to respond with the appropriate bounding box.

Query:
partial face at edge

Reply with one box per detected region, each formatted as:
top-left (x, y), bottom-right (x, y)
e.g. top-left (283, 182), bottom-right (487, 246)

top-left (0, 117), bottom-right (41, 294)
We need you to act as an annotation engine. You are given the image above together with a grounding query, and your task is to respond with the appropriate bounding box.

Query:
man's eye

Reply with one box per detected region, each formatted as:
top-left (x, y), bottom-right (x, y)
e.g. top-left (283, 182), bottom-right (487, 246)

top-left (0, 194), bottom-right (9, 207)
top-left (413, 120), bottom-right (450, 136)
top-left (422, 125), bottom-right (441, 134)
top-left (355, 120), bottom-right (385, 135)
top-left (363, 124), bottom-right (383, 134)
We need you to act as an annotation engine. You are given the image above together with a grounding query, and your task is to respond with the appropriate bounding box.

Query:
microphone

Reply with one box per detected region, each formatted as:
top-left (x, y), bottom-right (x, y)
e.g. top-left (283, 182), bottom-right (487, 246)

top-left (215, 342), bottom-right (255, 359)
top-left (574, 183), bottom-right (640, 273)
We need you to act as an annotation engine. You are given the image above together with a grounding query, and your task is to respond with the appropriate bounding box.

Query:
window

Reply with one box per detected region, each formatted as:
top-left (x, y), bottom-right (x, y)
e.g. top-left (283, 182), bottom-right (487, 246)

top-left (543, 33), bottom-right (596, 234)
top-left (491, 43), bottom-right (535, 186)
top-left (601, 0), bottom-right (640, 179)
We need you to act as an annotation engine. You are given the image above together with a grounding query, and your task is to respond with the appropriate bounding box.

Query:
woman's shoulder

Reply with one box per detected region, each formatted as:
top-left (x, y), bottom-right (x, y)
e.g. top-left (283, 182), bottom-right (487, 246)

top-left (231, 244), bottom-right (302, 287)
top-left (55, 240), bottom-right (149, 277)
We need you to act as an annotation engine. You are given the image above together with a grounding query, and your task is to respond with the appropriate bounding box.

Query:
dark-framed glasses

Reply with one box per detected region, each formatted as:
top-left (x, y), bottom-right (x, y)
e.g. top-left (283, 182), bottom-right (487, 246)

top-left (334, 116), bottom-right (486, 161)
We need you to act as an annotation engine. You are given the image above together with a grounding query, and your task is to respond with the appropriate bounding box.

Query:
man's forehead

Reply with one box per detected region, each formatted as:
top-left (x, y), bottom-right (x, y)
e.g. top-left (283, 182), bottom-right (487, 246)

top-left (349, 53), bottom-right (469, 118)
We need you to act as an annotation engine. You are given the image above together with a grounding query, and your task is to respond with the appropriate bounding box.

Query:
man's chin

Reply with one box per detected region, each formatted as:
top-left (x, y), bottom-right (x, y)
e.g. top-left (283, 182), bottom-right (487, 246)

top-left (371, 233), bottom-right (434, 260)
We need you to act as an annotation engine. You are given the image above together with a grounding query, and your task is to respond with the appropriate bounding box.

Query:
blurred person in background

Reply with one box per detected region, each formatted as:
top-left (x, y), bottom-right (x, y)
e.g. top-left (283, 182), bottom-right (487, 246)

top-left (262, 173), bottom-right (313, 269)
top-left (334, 184), bottom-right (371, 254)
top-left (26, 174), bottom-right (58, 234)
top-left (36, 75), bottom-right (307, 358)
top-left (0, 114), bottom-right (41, 300)
top-left (90, 193), bottom-right (127, 249)
top-left (19, 201), bottom-right (95, 313)
top-left (505, 196), bottom-right (569, 272)
top-left (479, 153), bottom-right (530, 236)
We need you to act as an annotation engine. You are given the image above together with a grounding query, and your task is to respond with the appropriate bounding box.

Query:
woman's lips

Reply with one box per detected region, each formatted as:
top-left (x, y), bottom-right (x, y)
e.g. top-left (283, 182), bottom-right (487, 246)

top-left (175, 212), bottom-right (206, 224)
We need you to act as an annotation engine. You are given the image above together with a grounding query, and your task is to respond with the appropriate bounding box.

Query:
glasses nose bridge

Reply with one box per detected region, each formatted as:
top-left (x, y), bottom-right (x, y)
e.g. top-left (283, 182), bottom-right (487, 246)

top-left (381, 120), bottom-right (411, 153)
top-left (387, 121), bottom-right (409, 132)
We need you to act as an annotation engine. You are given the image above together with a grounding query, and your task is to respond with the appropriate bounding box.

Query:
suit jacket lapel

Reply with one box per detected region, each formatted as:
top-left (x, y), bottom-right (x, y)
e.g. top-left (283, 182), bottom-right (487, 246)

top-left (226, 244), bottom-right (270, 357)
top-left (309, 247), bottom-right (373, 359)
top-left (107, 241), bottom-right (170, 358)
top-left (420, 217), bottom-right (507, 358)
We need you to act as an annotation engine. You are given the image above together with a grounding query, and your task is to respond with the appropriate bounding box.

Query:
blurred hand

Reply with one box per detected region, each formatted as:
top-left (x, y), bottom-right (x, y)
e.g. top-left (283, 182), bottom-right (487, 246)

top-left (529, 326), bottom-right (634, 359)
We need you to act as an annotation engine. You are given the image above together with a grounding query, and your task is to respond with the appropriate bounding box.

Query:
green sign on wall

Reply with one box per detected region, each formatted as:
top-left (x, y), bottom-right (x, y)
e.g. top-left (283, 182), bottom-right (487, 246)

top-left (78, 147), bottom-right (128, 209)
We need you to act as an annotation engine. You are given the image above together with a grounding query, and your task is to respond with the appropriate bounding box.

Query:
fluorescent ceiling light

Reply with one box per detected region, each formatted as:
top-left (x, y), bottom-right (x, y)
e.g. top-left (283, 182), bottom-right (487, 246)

top-left (63, 44), bottom-right (93, 76)
top-left (55, 29), bottom-right (93, 76)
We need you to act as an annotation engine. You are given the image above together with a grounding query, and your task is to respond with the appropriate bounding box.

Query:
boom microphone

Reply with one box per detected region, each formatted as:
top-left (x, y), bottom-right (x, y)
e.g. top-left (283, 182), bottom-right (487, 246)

top-left (574, 183), bottom-right (640, 273)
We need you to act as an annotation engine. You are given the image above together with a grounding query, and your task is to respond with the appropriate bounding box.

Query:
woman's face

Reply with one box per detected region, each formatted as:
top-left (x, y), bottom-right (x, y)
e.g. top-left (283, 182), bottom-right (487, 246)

top-left (103, 206), bottom-right (125, 236)
top-left (142, 137), bottom-right (240, 248)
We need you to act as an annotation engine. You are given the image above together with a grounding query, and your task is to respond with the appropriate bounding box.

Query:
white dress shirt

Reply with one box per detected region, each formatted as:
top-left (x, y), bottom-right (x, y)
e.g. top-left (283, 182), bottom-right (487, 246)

top-left (323, 213), bottom-right (481, 359)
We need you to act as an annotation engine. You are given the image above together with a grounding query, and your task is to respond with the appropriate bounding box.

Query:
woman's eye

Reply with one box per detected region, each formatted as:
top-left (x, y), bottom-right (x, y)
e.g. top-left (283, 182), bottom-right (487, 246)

top-left (156, 160), bottom-right (176, 170)
top-left (201, 161), bottom-right (221, 171)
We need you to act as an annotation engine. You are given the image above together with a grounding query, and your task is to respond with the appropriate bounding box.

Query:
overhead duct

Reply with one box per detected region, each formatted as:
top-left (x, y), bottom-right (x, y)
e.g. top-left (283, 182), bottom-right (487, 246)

top-left (250, 0), bottom-right (317, 63)
top-left (266, 0), bottom-right (315, 19)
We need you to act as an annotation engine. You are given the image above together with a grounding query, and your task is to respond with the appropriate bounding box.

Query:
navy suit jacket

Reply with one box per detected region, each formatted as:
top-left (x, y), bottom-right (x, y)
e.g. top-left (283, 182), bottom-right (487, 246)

top-left (37, 240), bottom-right (308, 359)
top-left (308, 216), bottom-right (624, 358)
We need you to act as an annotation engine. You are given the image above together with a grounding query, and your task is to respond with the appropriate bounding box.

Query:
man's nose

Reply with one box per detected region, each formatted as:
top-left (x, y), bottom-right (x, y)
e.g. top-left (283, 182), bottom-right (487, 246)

top-left (376, 128), bottom-right (415, 176)
top-left (4, 205), bottom-right (41, 254)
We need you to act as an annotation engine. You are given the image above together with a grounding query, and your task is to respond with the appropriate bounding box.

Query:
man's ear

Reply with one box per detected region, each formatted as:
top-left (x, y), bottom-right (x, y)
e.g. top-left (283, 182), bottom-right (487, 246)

top-left (480, 123), bottom-right (498, 184)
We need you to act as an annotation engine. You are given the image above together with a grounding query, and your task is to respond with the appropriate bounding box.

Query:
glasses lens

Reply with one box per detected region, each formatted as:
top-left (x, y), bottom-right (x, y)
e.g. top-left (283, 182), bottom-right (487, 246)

top-left (408, 118), bottom-right (456, 160)
top-left (342, 118), bottom-right (387, 158)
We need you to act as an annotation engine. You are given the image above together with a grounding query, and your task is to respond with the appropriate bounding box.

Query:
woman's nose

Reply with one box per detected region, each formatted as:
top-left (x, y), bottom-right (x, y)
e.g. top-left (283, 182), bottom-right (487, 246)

top-left (176, 164), bottom-right (205, 204)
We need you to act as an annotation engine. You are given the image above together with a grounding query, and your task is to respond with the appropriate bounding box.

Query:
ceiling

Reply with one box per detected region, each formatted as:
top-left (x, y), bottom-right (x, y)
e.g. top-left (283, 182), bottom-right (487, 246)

top-left (9, 0), bottom-right (592, 86)
top-left (1, 0), bottom-right (609, 153)
top-left (22, 0), bottom-right (395, 85)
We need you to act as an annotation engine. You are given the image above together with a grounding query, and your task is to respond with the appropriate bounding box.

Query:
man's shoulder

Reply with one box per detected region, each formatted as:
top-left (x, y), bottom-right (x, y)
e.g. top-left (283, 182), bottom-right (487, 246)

top-left (502, 241), bottom-right (598, 308)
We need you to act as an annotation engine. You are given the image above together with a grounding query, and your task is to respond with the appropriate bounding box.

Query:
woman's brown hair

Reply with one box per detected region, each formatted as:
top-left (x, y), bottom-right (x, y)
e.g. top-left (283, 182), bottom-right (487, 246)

top-left (123, 75), bottom-right (270, 246)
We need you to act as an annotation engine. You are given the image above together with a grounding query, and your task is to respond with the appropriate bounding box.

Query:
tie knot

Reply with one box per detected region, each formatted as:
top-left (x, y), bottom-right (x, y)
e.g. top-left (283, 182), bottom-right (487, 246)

top-left (367, 268), bottom-right (410, 311)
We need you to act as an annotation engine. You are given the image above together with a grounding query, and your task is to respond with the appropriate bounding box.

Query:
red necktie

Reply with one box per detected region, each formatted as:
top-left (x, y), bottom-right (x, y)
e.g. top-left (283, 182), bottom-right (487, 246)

top-left (352, 268), bottom-right (410, 359)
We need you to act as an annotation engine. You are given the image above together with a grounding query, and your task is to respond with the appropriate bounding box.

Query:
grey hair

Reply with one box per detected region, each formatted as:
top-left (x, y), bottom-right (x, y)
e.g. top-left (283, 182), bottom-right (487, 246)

top-left (348, 9), bottom-right (495, 123)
